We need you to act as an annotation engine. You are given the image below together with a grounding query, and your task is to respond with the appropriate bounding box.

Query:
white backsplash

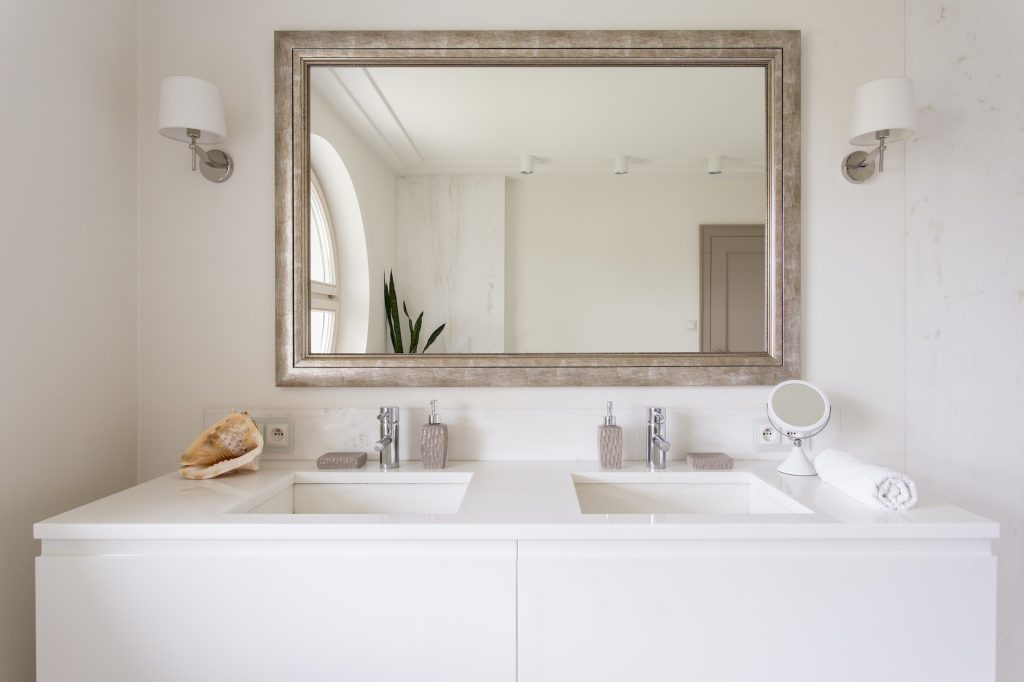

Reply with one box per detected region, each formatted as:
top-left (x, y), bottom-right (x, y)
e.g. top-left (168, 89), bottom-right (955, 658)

top-left (205, 406), bottom-right (842, 464)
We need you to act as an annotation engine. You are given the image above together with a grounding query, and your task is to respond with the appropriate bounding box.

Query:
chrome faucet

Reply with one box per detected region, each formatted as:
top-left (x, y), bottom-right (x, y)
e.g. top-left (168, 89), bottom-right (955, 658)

top-left (646, 407), bottom-right (671, 470)
top-left (374, 407), bottom-right (400, 471)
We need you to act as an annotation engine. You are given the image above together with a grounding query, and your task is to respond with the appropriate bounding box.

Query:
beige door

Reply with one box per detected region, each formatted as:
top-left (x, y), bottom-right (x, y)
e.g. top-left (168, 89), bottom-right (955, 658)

top-left (700, 225), bottom-right (766, 352)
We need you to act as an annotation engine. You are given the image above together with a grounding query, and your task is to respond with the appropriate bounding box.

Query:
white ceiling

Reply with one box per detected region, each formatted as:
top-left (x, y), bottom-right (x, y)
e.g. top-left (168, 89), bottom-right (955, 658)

top-left (310, 66), bottom-right (766, 176)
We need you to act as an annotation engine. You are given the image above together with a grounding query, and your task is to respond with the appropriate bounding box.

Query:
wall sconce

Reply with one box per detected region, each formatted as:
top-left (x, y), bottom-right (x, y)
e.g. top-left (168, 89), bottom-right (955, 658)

top-left (707, 154), bottom-right (723, 175)
top-left (158, 76), bottom-right (234, 183)
top-left (519, 154), bottom-right (535, 175)
top-left (841, 78), bottom-right (915, 184)
top-left (614, 155), bottom-right (629, 175)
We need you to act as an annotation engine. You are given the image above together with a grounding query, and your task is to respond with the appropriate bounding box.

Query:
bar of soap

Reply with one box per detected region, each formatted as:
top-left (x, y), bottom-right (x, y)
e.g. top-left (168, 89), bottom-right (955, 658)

top-left (686, 452), bottom-right (734, 470)
top-left (317, 452), bottom-right (367, 469)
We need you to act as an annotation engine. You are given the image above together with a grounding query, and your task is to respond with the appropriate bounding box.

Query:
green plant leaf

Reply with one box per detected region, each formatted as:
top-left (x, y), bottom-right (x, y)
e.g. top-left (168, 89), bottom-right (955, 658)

top-left (385, 278), bottom-right (397, 350)
top-left (406, 305), bottom-right (415, 351)
top-left (386, 271), bottom-right (403, 353)
top-left (422, 323), bottom-right (446, 353)
top-left (384, 279), bottom-right (398, 353)
top-left (409, 312), bottom-right (423, 353)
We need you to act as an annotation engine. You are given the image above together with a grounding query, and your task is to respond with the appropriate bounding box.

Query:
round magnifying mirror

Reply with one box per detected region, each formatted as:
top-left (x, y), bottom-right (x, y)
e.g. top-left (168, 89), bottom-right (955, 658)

top-left (767, 380), bottom-right (831, 476)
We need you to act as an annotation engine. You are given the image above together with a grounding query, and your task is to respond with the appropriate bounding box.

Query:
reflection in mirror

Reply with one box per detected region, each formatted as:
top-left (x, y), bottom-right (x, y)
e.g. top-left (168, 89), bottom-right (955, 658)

top-left (307, 66), bottom-right (768, 355)
top-left (308, 134), bottom-right (370, 353)
top-left (309, 172), bottom-right (337, 353)
top-left (770, 382), bottom-right (828, 430)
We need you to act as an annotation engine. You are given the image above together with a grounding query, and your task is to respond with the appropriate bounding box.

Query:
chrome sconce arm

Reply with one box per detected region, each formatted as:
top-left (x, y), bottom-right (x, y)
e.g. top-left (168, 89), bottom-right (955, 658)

top-left (841, 129), bottom-right (890, 183)
top-left (186, 127), bottom-right (234, 183)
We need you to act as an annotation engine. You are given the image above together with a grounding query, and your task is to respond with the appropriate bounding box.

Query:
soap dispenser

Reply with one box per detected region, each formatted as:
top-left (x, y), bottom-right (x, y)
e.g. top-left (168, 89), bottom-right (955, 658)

top-left (598, 401), bottom-right (623, 470)
top-left (421, 399), bottom-right (449, 469)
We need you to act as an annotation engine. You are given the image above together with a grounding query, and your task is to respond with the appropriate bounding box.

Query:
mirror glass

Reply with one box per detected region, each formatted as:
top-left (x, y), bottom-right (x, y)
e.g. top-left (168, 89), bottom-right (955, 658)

top-left (306, 65), bottom-right (768, 355)
top-left (769, 382), bottom-right (828, 431)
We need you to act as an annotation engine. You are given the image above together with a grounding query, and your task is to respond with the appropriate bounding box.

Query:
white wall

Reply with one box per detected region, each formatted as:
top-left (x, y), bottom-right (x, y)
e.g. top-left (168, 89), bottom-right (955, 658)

top-left (310, 90), bottom-right (395, 353)
top-left (905, 1), bottom-right (1024, 679)
top-left (506, 172), bottom-right (765, 352)
top-left (0, 1), bottom-right (139, 680)
top-left (396, 176), bottom-right (506, 353)
top-left (136, 0), bottom-right (907, 483)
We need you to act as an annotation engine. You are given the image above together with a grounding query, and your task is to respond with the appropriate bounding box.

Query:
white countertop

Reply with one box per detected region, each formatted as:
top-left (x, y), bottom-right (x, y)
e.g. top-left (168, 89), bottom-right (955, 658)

top-left (34, 460), bottom-right (998, 542)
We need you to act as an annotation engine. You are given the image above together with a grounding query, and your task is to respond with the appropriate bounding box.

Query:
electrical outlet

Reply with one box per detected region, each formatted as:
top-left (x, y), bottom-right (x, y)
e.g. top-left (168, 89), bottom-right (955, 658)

top-left (753, 418), bottom-right (811, 453)
top-left (254, 417), bottom-right (294, 454)
top-left (753, 418), bottom-right (787, 453)
top-left (266, 423), bottom-right (290, 447)
top-left (785, 431), bottom-right (812, 451)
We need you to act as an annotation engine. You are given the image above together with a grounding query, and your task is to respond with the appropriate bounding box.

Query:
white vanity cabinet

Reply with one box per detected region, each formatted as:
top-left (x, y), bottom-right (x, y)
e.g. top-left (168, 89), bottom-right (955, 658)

top-left (35, 463), bottom-right (999, 682)
top-left (38, 536), bottom-right (995, 682)
top-left (517, 539), bottom-right (996, 682)
top-left (36, 540), bottom-right (517, 682)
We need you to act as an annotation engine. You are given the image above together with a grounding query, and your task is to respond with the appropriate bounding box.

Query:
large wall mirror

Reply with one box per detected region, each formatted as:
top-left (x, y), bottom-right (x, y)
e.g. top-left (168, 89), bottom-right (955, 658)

top-left (276, 31), bottom-right (800, 386)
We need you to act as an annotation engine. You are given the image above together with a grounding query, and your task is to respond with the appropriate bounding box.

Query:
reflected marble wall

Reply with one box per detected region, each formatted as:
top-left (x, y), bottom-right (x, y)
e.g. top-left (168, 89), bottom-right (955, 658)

top-left (396, 176), bottom-right (506, 353)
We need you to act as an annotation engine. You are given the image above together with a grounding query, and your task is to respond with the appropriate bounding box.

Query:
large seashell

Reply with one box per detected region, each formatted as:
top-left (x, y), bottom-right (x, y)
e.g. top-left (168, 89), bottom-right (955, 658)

top-left (180, 412), bottom-right (264, 480)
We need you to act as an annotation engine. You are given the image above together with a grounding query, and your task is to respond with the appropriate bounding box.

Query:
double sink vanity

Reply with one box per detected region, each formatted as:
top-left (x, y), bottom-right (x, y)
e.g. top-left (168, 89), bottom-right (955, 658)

top-left (242, 467), bottom-right (810, 517)
top-left (34, 29), bottom-right (997, 682)
top-left (36, 459), bottom-right (996, 682)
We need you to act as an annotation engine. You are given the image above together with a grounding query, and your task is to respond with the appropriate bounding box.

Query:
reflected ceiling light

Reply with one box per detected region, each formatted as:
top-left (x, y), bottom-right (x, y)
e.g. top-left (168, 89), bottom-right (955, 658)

top-left (707, 154), bottom-right (723, 175)
top-left (158, 76), bottom-right (234, 183)
top-left (841, 77), bottom-right (916, 184)
top-left (520, 154), bottom-right (535, 175)
top-left (614, 155), bottom-right (629, 175)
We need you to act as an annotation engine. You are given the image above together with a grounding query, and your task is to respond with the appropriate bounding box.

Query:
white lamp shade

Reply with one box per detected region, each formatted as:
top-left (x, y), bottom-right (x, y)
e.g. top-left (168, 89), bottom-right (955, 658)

top-left (158, 76), bottom-right (227, 144)
top-left (849, 77), bottom-right (915, 146)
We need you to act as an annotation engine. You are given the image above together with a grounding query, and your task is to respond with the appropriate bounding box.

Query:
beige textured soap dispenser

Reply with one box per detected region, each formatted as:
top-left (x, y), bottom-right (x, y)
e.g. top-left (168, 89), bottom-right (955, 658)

top-left (421, 399), bottom-right (449, 469)
top-left (598, 401), bottom-right (623, 470)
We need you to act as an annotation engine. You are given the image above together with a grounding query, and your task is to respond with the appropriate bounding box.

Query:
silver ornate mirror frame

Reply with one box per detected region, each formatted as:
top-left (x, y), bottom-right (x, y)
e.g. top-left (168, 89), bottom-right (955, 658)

top-left (275, 30), bottom-right (801, 387)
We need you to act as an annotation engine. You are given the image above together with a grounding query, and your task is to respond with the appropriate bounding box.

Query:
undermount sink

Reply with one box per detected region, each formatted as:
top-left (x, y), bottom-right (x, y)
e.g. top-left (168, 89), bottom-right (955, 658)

top-left (241, 471), bottom-right (472, 515)
top-left (572, 471), bottom-right (812, 515)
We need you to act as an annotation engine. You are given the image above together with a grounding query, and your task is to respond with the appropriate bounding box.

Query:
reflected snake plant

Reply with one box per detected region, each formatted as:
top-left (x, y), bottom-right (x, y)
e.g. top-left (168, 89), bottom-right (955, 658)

top-left (384, 270), bottom-right (446, 353)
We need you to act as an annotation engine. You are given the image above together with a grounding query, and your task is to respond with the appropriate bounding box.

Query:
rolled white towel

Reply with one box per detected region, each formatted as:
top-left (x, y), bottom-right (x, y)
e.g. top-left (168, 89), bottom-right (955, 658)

top-left (814, 449), bottom-right (918, 511)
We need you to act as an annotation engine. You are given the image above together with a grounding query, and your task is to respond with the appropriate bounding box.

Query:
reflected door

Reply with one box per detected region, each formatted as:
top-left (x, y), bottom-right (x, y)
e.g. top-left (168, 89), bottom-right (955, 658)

top-left (701, 225), bottom-right (766, 352)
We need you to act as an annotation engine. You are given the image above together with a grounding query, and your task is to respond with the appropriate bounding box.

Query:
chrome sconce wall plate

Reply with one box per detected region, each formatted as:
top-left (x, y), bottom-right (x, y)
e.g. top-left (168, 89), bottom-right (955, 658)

top-left (158, 76), bottom-right (234, 183)
top-left (841, 78), bottom-right (915, 184)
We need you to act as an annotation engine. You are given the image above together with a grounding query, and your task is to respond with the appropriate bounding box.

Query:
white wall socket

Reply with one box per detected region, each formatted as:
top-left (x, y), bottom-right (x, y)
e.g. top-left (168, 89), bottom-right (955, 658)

top-left (752, 418), bottom-right (811, 453)
top-left (753, 418), bottom-right (786, 453)
top-left (254, 417), bottom-right (294, 453)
